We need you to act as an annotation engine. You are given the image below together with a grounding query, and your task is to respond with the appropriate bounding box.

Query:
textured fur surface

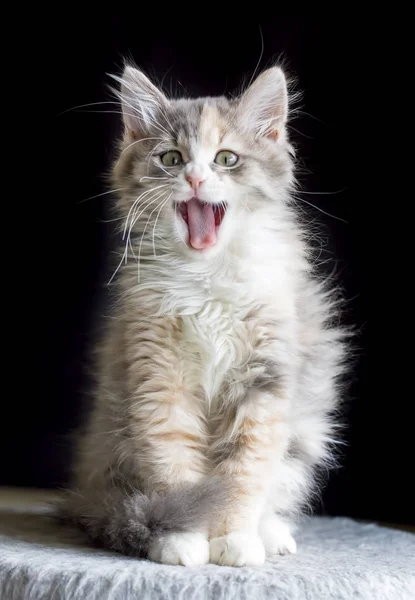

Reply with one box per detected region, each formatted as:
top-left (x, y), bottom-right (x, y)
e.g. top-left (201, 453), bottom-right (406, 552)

top-left (1, 490), bottom-right (414, 600)
top-left (62, 63), bottom-right (350, 566)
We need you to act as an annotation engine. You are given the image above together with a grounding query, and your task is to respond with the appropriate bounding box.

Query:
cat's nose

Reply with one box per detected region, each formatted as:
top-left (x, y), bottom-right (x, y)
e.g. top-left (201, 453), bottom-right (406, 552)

top-left (186, 174), bottom-right (205, 190)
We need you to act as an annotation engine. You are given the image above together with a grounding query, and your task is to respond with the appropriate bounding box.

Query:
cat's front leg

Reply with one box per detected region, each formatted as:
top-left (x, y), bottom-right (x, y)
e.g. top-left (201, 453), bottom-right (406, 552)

top-left (209, 382), bottom-right (290, 567)
top-left (126, 317), bottom-right (211, 565)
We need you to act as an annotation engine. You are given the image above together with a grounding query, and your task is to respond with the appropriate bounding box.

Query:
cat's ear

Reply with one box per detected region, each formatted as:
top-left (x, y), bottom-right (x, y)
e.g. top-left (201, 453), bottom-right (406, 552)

top-left (113, 65), bottom-right (169, 140)
top-left (237, 67), bottom-right (288, 141)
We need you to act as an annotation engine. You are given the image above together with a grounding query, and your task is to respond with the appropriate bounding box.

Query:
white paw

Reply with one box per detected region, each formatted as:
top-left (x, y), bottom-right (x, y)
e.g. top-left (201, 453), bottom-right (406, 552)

top-left (148, 532), bottom-right (209, 566)
top-left (259, 515), bottom-right (297, 555)
top-left (209, 532), bottom-right (266, 566)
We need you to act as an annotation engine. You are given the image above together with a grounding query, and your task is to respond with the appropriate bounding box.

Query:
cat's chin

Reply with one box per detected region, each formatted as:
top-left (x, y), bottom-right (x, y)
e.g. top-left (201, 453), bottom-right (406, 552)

top-left (180, 235), bottom-right (225, 260)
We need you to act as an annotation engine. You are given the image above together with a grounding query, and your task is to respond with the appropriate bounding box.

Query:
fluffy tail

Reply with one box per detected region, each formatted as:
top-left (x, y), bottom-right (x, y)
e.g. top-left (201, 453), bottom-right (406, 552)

top-left (58, 477), bottom-right (230, 557)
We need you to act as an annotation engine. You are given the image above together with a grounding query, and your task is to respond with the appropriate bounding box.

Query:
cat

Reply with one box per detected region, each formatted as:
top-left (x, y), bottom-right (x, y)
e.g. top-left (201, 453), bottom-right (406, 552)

top-left (61, 63), bottom-right (349, 567)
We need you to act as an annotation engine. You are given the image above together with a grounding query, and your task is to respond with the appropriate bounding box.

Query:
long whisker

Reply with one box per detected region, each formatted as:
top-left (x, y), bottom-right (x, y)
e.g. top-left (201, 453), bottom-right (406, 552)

top-left (108, 188), bottom-right (169, 285)
top-left (121, 137), bottom-right (163, 155)
top-left (123, 184), bottom-right (170, 240)
top-left (129, 184), bottom-right (170, 227)
top-left (57, 101), bottom-right (123, 117)
top-left (152, 191), bottom-right (173, 257)
top-left (293, 196), bottom-right (348, 224)
top-left (66, 109), bottom-right (145, 120)
top-left (127, 188), bottom-right (171, 258)
top-left (144, 140), bottom-right (175, 179)
top-left (137, 193), bottom-right (170, 282)
top-left (77, 187), bottom-right (125, 205)
top-left (99, 216), bottom-right (125, 223)
top-left (246, 25), bottom-right (264, 90)
top-left (158, 164), bottom-right (175, 178)
top-left (116, 185), bottom-right (170, 269)
top-left (146, 140), bottom-right (171, 176)
top-left (127, 193), bottom-right (162, 258)
top-left (296, 188), bottom-right (347, 195)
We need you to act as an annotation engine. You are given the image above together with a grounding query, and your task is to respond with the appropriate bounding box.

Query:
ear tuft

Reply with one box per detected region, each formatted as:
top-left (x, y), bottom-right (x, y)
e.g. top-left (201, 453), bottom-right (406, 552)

top-left (110, 65), bottom-right (169, 140)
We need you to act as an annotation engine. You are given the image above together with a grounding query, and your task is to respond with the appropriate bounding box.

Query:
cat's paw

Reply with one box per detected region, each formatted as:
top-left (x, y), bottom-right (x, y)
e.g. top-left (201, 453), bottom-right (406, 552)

top-left (209, 532), bottom-right (266, 566)
top-left (148, 532), bottom-right (209, 566)
top-left (259, 516), bottom-right (297, 555)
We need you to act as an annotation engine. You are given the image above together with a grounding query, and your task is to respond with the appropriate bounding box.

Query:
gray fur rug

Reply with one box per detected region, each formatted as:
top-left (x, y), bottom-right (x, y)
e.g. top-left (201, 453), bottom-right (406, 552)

top-left (0, 488), bottom-right (414, 600)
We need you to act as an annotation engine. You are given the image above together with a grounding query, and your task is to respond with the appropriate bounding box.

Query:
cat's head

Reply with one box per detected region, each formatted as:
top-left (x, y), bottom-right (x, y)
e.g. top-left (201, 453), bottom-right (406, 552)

top-left (112, 64), bottom-right (296, 261)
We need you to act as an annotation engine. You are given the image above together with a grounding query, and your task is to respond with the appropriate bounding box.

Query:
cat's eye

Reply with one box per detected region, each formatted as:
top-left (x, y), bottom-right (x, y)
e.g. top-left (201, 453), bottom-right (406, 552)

top-left (214, 150), bottom-right (239, 167)
top-left (160, 150), bottom-right (183, 167)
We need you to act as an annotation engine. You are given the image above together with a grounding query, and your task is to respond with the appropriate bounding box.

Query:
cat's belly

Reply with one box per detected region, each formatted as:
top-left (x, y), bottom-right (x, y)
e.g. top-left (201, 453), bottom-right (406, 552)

top-left (181, 302), bottom-right (248, 406)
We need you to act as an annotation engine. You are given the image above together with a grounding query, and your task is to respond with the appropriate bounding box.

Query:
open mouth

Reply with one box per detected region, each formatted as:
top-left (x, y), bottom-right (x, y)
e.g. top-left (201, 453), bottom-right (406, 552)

top-left (176, 198), bottom-right (227, 250)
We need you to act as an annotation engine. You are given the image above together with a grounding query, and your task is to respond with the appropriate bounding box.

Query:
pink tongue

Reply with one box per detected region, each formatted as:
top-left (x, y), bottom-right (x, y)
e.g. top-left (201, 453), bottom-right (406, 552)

top-left (186, 198), bottom-right (217, 250)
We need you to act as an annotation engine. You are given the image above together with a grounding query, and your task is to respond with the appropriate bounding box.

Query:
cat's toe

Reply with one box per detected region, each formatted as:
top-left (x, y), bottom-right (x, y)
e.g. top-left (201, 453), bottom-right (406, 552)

top-left (259, 516), bottom-right (297, 555)
top-left (209, 532), bottom-right (265, 566)
top-left (148, 532), bottom-right (209, 566)
top-left (262, 530), bottom-right (297, 555)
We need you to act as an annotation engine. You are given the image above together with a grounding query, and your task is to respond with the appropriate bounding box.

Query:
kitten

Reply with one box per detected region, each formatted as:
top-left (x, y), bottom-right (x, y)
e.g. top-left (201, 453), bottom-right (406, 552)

top-left (62, 63), bottom-right (348, 566)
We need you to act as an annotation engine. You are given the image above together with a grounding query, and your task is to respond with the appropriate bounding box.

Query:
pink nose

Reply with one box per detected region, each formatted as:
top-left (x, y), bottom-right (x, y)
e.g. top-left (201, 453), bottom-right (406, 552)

top-left (186, 174), bottom-right (205, 190)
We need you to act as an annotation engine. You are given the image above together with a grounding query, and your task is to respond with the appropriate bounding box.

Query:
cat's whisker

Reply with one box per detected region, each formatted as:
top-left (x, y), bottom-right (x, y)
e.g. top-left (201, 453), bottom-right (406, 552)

top-left (246, 25), bottom-right (264, 90)
top-left (108, 246), bottom-right (129, 285)
top-left (158, 165), bottom-right (175, 178)
top-left (294, 188), bottom-right (347, 196)
top-left (139, 176), bottom-right (170, 182)
top-left (158, 105), bottom-right (175, 135)
top-left (130, 184), bottom-right (170, 226)
top-left (67, 109), bottom-right (145, 120)
top-left (128, 188), bottom-right (171, 255)
top-left (291, 108), bottom-right (325, 124)
top-left (99, 216), bottom-right (125, 223)
top-left (152, 192), bottom-right (173, 257)
top-left (145, 140), bottom-right (171, 176)
top-left (121, 137), bottom-right (164, 155)
top-left (287, 125), bottom-right (313, 139)
top-left (109, 185), bottom-right (171, 283)
top-left (127, 188), bottom-right (171, 259)
top-left (123, 184), bottom-right (170, 240)
top-left (77, 187), bottom-right (125, 205)
top-left (57, 100), bottom-right (120, 116)
top-left (292, 194), bottom-right (348, 223)
top-left (137, 192), bottom-right (171, 282)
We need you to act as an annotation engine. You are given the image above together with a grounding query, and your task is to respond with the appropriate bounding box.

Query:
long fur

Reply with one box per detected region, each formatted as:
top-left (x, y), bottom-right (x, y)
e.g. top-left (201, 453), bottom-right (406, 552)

top-left (61, 62), bottom-right (351, 566)
top-left (59, 477), bottom-right (231, 557)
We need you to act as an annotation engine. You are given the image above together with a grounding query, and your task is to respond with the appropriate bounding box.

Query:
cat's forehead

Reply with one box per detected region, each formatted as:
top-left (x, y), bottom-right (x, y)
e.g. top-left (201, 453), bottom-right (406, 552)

top-left (169, 97), bottom-right (236, 150)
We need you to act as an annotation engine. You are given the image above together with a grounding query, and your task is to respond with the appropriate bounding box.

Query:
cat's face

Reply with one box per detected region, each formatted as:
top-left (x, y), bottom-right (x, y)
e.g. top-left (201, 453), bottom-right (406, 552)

top-left (112, 66), bottom-right (294, 260)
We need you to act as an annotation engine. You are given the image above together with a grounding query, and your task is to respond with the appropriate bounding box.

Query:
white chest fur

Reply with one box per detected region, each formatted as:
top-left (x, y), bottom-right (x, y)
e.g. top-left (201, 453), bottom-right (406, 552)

top-left (181, 300), bottom-right (248, 405)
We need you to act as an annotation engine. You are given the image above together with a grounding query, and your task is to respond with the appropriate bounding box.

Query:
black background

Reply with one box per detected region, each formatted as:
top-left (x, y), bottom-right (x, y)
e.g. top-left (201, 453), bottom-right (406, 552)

top-left (3, 17), bottom-right (412, 527)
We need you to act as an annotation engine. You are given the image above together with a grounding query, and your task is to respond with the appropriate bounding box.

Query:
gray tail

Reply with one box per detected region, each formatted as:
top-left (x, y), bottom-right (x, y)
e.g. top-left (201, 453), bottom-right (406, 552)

top-left (59, 477), bottom-right (230, 557)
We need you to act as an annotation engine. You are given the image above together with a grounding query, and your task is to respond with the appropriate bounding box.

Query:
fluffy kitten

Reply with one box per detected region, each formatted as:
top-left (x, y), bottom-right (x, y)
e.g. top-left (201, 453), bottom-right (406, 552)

top-left (62, 63), bottom-right (348, 566)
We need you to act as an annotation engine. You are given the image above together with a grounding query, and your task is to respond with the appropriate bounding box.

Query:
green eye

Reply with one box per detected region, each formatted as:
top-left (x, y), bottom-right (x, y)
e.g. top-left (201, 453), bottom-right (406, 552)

top-left (214, 150), bottom-right (238, 167)
top-left (160, 150), bottom-right (183, 167)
